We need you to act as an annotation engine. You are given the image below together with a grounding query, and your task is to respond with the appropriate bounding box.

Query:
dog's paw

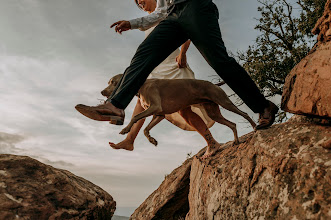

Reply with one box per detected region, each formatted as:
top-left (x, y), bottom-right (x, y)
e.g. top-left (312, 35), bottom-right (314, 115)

top-left (232, 140), bottom-right (240, 146)
top-left (120, 127), bottom-right (130, 135)
top-left (149, 137), bottom-right (158, 146)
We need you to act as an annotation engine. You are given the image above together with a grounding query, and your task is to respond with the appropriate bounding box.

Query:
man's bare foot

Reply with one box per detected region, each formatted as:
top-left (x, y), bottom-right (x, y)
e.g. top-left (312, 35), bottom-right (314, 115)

top-left (200, 142), bottom-right (222, 160)
top-left (109, 138), bottom-right (134, 151)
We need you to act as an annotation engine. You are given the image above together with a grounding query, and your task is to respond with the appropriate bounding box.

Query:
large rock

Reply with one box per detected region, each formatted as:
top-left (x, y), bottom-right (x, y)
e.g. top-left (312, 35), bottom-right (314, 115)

top-left (281, 0), bottom-right (331, 118)
top-left (281, 42), bottom-right (331, 118)
top-left (134, 116), bottom-right (331, 220)
top-left (0, 154), bottom-right (116, 220)
top-left (186, 117), bottom-right (331, 219)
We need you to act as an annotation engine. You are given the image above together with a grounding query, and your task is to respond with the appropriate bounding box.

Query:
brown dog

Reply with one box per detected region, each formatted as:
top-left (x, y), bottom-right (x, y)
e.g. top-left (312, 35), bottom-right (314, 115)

top-left (101, 74), bottom-right (256, 154)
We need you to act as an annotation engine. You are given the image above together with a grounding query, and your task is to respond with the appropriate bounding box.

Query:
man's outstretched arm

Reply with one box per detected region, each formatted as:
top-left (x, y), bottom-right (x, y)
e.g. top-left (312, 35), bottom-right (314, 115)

top-left (110, 0), bottom-right (168, 33)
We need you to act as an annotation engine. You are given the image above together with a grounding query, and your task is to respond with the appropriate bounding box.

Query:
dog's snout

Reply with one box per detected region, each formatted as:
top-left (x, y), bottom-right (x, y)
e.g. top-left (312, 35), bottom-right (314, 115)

top-left (101, 90), bottom-right (107, 96)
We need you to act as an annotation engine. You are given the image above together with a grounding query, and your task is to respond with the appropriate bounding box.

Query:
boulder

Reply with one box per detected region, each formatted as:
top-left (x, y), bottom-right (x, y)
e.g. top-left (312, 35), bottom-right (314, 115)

top-left (281, 0), bottom-right (331, 118)
top-left (134, 116), bottom-right (331, 219)
top-left (281, 42), bottom-right (331, 118)
top-left (186, 117), bottom-right (331, 219)
top-left (0, 154), bottom-right (116, 220)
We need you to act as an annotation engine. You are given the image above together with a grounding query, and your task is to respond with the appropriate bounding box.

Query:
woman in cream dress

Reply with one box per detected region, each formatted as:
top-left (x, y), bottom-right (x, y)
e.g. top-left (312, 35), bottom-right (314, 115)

top-left (145, 26), bottom-right (215, 131)
top-left (110, 0), bottom-right (218, 157)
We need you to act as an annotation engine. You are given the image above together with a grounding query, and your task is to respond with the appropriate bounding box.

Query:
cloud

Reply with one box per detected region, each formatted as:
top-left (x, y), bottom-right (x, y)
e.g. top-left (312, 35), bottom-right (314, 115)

top-left (0, 132), bottom-right (25, 144)
top-left (0, 132), bottom-right (26, 154)
top-left (0, 132), bottom-right (75, 167)
top-left (0, 0), bottom-right (146, 74)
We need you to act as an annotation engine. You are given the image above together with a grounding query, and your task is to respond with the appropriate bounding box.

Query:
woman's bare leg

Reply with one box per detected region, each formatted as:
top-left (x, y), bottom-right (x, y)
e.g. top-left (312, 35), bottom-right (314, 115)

top-left (109, 99), bottom-right (145, 151)
top-left (179, 107), bottom-right (221, 159)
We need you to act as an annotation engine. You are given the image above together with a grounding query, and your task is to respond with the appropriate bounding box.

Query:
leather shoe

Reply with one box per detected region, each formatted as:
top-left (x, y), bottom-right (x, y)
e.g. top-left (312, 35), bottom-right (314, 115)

top-left (75, 104), bottom-right (124, 125)
top-left (255, 101), bottom-right (278, 130)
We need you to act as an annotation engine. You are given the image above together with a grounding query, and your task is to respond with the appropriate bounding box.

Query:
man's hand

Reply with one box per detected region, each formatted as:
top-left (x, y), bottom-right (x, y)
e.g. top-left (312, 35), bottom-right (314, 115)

top-left (176, 54), bottom-right (188, 68)
top-left (110, 20), bottom-right (131, 34)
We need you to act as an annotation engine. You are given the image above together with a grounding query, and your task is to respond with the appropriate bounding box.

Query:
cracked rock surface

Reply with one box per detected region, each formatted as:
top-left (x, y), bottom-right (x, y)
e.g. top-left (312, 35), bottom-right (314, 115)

top-left (281, 41), bottom-right (331, 118)
top-left (131, 115), bottom-right (330, 220)
top-left (186, 116), bottom-right (331, 220)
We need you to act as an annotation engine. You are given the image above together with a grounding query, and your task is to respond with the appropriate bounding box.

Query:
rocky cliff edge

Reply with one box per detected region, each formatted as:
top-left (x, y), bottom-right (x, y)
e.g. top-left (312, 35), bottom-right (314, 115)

top-left (131, 1), bottom-right (331, 219)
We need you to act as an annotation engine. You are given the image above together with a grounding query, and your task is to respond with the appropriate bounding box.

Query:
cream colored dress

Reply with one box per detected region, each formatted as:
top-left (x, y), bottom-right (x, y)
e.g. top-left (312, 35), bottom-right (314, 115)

top-left (145, 27), bottom-right (215, 131)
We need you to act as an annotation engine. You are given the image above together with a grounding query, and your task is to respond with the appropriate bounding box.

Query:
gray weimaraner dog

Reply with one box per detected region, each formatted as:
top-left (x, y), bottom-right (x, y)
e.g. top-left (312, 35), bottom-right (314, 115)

top-left (101, 74), bottom-right (256, 150)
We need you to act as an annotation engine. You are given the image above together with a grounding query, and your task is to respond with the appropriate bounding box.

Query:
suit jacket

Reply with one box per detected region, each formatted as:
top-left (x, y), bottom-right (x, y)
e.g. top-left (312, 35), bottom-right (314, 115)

top-left (173, 0), bottom-right (187, 4)
top-left (129, 0), bottom-right (188, 31)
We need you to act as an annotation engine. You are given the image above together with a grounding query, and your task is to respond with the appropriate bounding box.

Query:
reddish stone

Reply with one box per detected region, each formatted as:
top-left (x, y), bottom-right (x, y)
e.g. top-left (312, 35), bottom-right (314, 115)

top-left (0, 155), bottom-right (116, 220)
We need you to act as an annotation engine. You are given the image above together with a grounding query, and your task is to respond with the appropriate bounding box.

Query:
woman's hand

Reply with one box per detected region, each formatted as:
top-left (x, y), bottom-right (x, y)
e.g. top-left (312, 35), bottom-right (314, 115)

top-left (176, 40), bottom-right (191, 68)
top-left (176, 54), bottom-right (188, 68)
top-left (110, 20), bottom-right (131, 34)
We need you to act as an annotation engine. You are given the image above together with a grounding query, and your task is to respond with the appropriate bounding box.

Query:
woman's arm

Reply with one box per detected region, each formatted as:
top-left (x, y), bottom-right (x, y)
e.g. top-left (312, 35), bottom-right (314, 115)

top-left (176, 40), bottom-right (191, 68)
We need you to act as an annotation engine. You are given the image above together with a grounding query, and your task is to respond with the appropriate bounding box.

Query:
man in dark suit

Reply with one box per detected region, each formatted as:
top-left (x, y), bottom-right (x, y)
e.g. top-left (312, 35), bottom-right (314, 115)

top-left (76, 0), bottom-right (278, 129)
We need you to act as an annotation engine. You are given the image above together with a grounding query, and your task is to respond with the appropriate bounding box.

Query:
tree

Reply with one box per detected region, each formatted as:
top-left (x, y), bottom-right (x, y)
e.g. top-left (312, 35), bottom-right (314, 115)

top-left (236, 0), bottom-right (326, 121)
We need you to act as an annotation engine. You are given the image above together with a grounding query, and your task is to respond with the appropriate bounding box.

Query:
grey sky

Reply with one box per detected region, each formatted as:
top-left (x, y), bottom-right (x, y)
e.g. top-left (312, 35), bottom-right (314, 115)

top-left (0, 0), bottom-right (279, 217)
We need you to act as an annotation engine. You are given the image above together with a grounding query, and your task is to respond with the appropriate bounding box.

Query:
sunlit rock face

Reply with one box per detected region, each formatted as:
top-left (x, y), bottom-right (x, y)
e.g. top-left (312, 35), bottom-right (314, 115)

top-left (0, 154), bottom-right (116, 220)
top-left (186, 116), bottom-right (330, 219)
top-left (132, 116), bottom-right (331, 220)
top-left (281, 42), bottom-right (331, 118)
top-left (281, 0), bottom-right (331, 119)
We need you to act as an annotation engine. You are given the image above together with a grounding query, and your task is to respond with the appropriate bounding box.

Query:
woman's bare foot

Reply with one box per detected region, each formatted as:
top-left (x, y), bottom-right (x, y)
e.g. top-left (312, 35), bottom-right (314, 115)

top-left (109, 138), bottom-right (134, 151)
top-left (201, 142), bottom-right (222, 160)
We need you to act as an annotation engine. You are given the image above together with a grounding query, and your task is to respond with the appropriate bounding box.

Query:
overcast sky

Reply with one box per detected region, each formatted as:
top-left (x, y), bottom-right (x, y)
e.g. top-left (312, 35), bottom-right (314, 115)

top-left (0, 0), bottom-right (282, 217)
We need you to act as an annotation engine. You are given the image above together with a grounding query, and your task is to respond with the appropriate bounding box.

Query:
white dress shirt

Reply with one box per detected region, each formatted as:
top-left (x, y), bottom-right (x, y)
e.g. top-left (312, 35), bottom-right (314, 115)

top-left (129, 0), bottom-right (174, 31)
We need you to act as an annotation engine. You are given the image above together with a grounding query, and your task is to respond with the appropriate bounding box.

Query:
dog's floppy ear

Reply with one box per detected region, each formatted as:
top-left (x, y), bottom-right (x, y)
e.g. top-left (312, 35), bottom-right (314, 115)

top-left (108, 73), bottom-right (124, 86)
top-left (116, 73), bottom-right (124, 78)
top-left (114, 74), bottom-right (124, 83)
top-left (108, 73), bottom-right (122, 85)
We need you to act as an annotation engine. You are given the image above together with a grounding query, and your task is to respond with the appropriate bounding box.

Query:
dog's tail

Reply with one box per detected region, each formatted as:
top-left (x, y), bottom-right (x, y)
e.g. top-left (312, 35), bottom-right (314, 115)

top-left (215, 81), bottom-right (225, 86)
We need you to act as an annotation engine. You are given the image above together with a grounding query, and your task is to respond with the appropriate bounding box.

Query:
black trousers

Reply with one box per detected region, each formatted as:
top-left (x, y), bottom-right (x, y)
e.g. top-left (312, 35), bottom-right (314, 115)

top-left (109, 0), bottom-right (268, 113)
